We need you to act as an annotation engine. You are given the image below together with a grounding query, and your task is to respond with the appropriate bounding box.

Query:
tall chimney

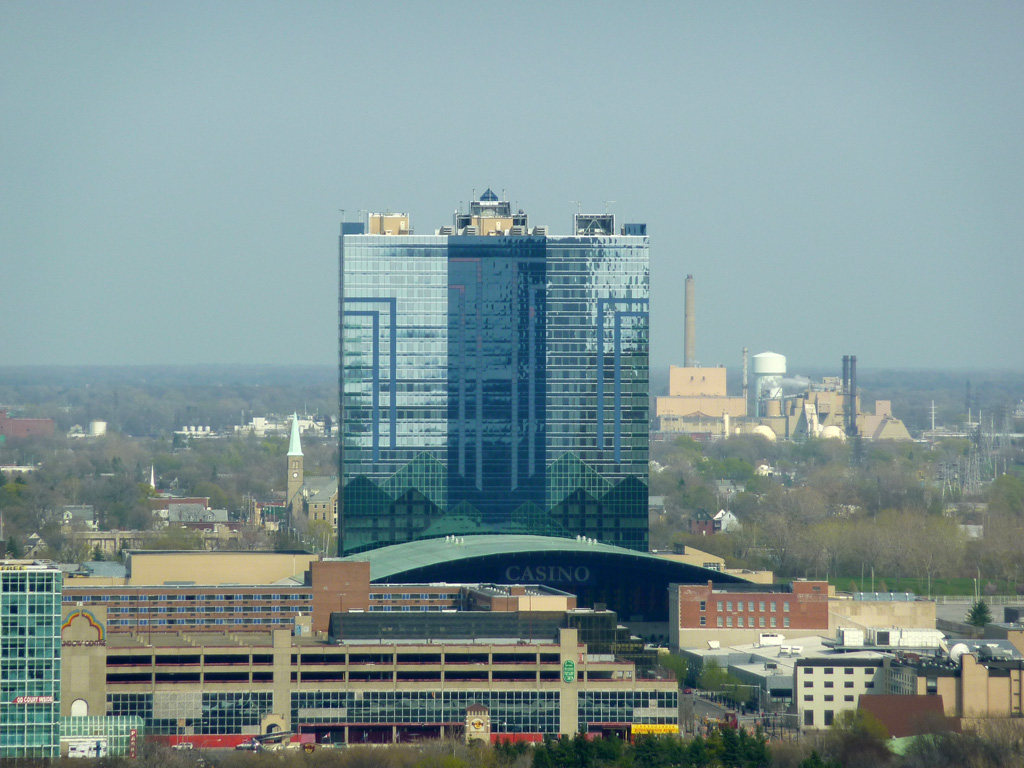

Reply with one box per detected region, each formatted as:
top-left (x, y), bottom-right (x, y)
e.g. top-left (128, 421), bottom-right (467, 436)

top-left (684, 274), bottom-right (696, 367)
top-left (742, 347), bottom-right (749, 416)
top-left (847, 355), bottom-right (858, 436)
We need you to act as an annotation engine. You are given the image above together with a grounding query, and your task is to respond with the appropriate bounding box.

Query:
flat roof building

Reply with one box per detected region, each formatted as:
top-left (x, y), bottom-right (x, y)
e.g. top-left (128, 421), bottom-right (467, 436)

top-left (62, 602), bottom-right (678, 747)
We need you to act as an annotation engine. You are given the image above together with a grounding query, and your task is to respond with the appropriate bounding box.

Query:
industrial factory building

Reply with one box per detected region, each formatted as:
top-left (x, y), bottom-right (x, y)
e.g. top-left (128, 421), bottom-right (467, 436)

top-left (655, 286), bottom-right (909, 441)
top-left (657, 366), bottom-right (912, 441)
top-left (655, 276), bottom-right (912, 441)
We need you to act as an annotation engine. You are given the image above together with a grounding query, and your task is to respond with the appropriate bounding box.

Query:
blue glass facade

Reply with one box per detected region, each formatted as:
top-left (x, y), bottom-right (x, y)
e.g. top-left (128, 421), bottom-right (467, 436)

top-left (340, 212), bottom-right (649, 553)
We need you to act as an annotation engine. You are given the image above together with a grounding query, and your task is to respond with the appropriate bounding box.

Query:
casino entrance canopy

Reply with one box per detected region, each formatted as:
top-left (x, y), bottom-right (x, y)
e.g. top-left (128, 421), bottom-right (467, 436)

top-left (341, 535), bottom-right (747, 624)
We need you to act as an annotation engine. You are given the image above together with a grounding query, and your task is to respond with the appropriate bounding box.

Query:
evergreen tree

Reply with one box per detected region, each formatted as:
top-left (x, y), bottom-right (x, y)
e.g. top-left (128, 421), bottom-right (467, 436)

top-left (967, 599), bottom-right (993, 627)
top-left (531, 740), bottom-right (554, 768)
top-left (799, 751), bottom-right (840, 768)
top-left (721, 726), bottom-right (742, 768)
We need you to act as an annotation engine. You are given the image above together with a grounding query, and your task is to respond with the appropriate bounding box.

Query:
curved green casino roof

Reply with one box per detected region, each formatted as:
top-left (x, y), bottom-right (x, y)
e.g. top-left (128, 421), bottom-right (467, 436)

top-left (340, 534), bottom-right (726, 582)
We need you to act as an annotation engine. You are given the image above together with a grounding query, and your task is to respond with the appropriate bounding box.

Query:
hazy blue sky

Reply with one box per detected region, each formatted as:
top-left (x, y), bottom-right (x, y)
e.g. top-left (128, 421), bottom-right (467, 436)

top-left (2, 2), bottom-right (1021, 373)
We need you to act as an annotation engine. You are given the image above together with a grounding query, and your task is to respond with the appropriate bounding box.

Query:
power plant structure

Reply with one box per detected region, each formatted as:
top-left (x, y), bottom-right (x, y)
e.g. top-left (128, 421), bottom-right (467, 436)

top-left (656, 275), bottom-right (746, 434)
top-left (654, 277), bottom-right (911, 442)
top-left (752, 351), bottom-right (786, 418)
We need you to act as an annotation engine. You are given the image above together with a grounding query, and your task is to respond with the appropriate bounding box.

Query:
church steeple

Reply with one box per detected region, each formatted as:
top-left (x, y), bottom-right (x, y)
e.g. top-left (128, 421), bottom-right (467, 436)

top-left (287, 414), bottom-right (304, 519)
top-left (288, 413), bottom-right (304, 458)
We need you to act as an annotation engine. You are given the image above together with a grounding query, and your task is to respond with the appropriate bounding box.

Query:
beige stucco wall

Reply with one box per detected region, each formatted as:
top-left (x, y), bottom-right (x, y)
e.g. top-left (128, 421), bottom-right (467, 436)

top-left (654, 549), bottom-right (726, 570)
top-left (675, 627), bottom-right (826, 650)
top-left (368, 213), bottom-right (410, 234)
top-left (828, 599), bottom-right (936, 633)
top-left (273, 629), bottom-right (292, 731)
top-left (725, 570), bottom-right (776, 585)
top-left (514, 595), bottom-right (572, 612)
top-left (961, 655), bottom-right (990, 717)
top-left (657, 396), bottom-right (747, 419)
top-left (559, 628), bottom-right (580, 735)
top-left (669, 367), bottom-right (727, 397)
top-left (127, 551), bottom-right (319, 586)
top-left (933, 676), bottom-right (960, 717)
top-left (60, 606), bottom-right (107, 717)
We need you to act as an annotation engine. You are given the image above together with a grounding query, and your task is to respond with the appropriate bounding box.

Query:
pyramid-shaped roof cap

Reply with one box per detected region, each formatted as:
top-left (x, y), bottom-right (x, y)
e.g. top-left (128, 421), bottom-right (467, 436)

top-left (287, 413), bottom-right (303, 457)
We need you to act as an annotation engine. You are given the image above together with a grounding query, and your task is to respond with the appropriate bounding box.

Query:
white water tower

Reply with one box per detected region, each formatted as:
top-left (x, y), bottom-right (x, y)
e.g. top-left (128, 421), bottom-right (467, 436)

top-left (752, 351), bottom-right (786, 417)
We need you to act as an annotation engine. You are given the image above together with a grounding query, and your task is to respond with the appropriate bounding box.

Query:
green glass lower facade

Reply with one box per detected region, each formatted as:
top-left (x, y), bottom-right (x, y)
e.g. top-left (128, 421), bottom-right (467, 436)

top-left (107, 692), bottom-right (274, 736)
top-left (293, 690), bottom-right (560, 735)
top-left (577, 690), bottom-right (678, 726)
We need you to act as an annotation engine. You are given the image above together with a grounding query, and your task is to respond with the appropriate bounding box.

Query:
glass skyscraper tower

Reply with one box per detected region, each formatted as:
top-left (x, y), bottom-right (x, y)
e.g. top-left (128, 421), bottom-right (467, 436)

top-left (339, 192), bottom-right (649, 554)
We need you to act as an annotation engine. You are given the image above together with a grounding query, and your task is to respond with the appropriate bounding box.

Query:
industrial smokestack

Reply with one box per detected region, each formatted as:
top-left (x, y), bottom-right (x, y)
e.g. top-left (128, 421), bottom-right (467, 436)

top-left (684, 274), bottom-right (696, 367)
top-left (742, 347), bottom-right (749, 416)
top-left (847, 355), bottom-right (858, 437)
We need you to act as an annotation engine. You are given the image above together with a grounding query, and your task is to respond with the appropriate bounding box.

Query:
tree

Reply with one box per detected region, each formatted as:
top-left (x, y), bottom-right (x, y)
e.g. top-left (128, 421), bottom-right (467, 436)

top-left (799, 751), bottom-right (840, 768)
top-left (966, 600), bottom-right (992, 627)
top-left (307, 519), bottom-right (337, 556)
top-left (91, 545), bottom-right (105, 561)
top-left (5, 536), bottom-right (20, 558)
top-left (698, 659), bottom-right (731, 692)
top-left (658, 652), bottom-right (688, 686)
top-left (989, 474), bottom-right (1024, 517)
top-left (824, 710), bottom-right (892, 767)
top-left (145, 526), bottom-right (204, 551)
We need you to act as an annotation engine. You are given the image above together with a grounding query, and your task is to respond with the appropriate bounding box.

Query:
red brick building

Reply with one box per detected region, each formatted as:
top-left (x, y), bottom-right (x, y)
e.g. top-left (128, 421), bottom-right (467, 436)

top-left (0, 410), bottom-right (54, 440)
top-left (670, 579), bottom-right (830, 648)
top-left (689, 509), bottom-right (715, 535)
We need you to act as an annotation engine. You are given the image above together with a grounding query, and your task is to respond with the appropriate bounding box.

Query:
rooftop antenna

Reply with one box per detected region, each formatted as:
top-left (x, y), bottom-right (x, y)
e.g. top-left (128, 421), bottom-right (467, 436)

top-left (605, 201), bottom-right (616, 213)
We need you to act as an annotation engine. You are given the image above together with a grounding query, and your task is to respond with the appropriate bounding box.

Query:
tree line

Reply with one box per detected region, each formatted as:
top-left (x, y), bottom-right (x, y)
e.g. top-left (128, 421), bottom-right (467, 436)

top-left (651, 433), bottom-right (1024, 589)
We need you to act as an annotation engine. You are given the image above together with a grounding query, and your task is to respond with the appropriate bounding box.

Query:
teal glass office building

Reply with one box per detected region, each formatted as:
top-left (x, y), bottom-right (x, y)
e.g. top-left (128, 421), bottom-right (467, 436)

top-left (0, 562), bottom-right (61, 758)
top-left (339, 195), bottom-right (649, 554)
